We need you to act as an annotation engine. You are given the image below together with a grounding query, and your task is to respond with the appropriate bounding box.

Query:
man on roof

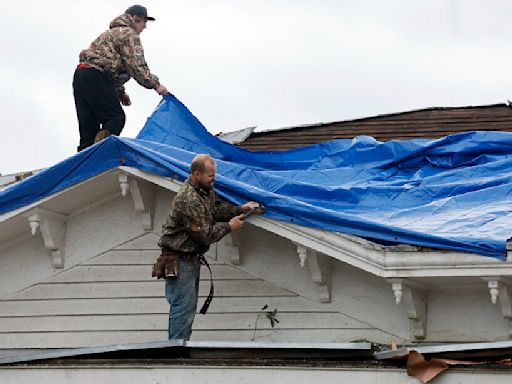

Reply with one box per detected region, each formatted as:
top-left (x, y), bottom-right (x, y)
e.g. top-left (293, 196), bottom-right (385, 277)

top-left (155, 154), bottom-right (264, 340)
top-left (73, 5), bottom-right (169, 152)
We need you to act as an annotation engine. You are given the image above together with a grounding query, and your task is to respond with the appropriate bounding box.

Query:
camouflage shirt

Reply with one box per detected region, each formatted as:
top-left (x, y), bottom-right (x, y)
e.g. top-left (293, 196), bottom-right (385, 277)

top-left (79, 14), bottom-right (159, 91)
top-left (158, 178), bottom-right (243, 254)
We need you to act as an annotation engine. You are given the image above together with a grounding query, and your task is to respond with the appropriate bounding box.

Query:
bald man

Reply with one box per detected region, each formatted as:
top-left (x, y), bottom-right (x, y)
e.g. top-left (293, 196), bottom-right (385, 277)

top-left (157, 154), bottom-right (263, 340)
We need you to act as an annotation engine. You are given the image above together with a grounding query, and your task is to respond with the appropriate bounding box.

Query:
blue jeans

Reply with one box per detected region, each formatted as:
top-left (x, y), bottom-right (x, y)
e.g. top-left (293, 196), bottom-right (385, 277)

top-left (165, 258), bottom-right (200, 340)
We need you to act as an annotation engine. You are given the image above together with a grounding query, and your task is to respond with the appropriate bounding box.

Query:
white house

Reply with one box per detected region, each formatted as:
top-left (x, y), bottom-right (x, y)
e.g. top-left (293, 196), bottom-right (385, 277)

top-left (2, 103), bottom-right (512, 382)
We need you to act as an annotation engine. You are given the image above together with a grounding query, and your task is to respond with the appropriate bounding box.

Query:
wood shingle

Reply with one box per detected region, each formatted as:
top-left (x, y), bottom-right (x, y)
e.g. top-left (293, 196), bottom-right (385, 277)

top-left (237, 104), bottom-right (512, 151)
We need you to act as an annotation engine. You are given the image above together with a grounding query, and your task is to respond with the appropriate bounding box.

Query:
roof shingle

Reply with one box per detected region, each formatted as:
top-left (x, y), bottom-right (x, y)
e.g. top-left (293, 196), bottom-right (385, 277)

top-left (237, 104), bottom-right (512, 151)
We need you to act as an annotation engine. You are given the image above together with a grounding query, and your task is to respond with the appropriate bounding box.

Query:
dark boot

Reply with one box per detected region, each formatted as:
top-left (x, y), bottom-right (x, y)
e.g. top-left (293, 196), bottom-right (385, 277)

top-left (93, 129), bottom-right (111, 144)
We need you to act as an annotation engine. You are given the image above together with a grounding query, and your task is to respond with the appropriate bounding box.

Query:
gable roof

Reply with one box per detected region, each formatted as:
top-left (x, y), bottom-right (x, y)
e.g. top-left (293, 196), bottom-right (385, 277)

top-left (1, 165), bottom-right (508, 281)
top-left (2, 96), bottom-right (512, 259)
top-left (237, 104), bottom-right (512, 151)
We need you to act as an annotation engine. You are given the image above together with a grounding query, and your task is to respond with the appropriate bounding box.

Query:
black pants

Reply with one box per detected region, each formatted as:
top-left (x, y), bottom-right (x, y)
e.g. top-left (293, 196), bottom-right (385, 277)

top-left (72, 67), bottom-right (125, 151)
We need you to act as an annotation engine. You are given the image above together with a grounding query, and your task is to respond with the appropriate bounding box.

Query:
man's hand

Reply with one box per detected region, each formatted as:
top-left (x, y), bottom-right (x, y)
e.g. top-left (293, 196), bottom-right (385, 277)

top-left (229, 214), bottom-right (245, 231)
top-left (120, 92), bottom-right (131, 106)
top-left (241, 201), bottom-right (265, 215)
top-left (155, 84), bottom-right (169, 96)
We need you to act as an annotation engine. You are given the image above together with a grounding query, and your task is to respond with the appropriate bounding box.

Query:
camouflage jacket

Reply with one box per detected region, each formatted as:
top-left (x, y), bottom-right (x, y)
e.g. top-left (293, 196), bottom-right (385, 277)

top-left (79, 14), bottom-right (159, 91)
top-left (158, 178), bottom-right (243, 254)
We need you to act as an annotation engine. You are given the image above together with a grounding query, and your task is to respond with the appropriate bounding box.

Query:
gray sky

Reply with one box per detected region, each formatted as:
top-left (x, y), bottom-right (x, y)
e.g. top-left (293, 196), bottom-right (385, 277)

top-left (2, 0), bottom-right (512, 174)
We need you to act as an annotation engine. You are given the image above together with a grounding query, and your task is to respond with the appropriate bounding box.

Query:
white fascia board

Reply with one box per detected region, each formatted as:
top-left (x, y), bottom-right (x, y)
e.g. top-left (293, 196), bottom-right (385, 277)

top-left (121, 167), bottom-right (510, 278)
top-left (249, 215), bottom-right (509, 278)
top-left (1, 166), bottom-right (510, 278)
top-left (119, 166), bottom-right (182, 193)
top-left (0, 170), bottom-right (117, 224)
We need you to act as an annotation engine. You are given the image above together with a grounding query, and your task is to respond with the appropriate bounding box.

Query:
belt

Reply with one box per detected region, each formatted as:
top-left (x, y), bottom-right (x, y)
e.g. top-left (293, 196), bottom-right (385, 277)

top-left (161, 249), bottom-right (198, 263)
top-left (76, 63), bottom-right (104, 72)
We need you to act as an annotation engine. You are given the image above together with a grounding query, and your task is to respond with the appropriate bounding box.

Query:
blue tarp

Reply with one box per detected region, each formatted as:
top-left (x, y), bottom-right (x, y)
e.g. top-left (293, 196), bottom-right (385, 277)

top-left (2, 95), bottom-right (512, 259)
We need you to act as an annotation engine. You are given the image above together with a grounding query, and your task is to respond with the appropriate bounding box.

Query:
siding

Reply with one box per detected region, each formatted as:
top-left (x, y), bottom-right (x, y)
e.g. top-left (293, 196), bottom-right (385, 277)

top-left (0, 233), bottom-right (380, 348)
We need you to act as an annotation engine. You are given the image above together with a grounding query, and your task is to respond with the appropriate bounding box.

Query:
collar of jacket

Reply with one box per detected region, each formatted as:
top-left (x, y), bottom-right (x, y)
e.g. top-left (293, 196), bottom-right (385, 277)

top-left (109, 14), bottom-right (137, 32)
top-left (186, 177), bottom-right (212, 198)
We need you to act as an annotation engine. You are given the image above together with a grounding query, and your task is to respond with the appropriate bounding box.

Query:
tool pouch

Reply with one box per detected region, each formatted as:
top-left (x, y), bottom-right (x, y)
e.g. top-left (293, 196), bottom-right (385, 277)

top-left (163, 254), bottom-right (180, 278)
top-left (152, 255), bottom-right (165, 279)
top-left (152, 252), bottom-right (180, 279)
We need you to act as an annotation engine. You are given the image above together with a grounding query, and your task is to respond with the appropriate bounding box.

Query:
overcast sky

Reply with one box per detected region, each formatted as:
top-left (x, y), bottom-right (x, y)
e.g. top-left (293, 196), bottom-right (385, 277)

top-left (1, 0), bottom-right (512, 174)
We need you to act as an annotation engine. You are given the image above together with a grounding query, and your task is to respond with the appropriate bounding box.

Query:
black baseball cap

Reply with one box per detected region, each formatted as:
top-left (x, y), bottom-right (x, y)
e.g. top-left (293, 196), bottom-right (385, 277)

top-left (125, 5), bottom-right (155, 21)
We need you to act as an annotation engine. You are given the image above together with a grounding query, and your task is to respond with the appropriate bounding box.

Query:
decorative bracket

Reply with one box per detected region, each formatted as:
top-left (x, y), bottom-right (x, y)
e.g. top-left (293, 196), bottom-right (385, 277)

top-left (225, 231), bottom-right (242, 265)
top-left (482, 277), bottom-right (512, 337)
top-left (119, 173), bottom-right (156, 230)
top-left (295, 243), bottom-right (308, 267)
top-left (307, 251), bottom-right (331, 303)
top-left (23, 207), bottom-right (67, 268)
top-left (388, 278), bottom-right (426, 340)
top-left (294, 243), bottom-right (331, 302)
top-left (119, 173), bottom-right (130, 197)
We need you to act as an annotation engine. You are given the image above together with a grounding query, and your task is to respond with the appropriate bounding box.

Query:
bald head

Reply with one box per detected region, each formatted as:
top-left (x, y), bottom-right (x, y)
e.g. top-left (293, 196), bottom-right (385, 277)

top-left (190, 154), bottom-right (215, 174)
top-left (190, 154), bottom-right (217, 190)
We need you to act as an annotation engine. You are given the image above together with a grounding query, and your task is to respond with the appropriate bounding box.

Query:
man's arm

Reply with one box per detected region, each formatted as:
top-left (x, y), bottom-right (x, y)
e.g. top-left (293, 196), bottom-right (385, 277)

top-left (178, 199), bottom-right (232, 248)
top-left (119, 32), bottom-right (160, 90)
top-left (213, 192), bottom-right (244, 222)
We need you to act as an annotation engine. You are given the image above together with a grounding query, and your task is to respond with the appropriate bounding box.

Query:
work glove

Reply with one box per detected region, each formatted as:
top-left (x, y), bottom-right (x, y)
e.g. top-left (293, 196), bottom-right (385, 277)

top-left (120, 92), bottom-right (132, 106)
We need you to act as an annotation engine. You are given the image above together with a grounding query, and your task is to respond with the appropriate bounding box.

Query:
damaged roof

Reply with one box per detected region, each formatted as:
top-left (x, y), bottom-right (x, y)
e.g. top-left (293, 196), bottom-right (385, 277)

top-left (237, 103), bottom-right (512, 151)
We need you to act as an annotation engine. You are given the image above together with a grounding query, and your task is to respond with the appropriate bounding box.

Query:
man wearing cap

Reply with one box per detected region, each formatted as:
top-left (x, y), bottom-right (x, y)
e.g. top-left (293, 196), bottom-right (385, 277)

top-left (73, 5), bottom-right (169, 151)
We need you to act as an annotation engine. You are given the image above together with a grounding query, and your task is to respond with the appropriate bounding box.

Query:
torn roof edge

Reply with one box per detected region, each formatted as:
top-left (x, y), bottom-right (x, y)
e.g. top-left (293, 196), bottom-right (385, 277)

top-left (0, 340), bottom-right (373, 365)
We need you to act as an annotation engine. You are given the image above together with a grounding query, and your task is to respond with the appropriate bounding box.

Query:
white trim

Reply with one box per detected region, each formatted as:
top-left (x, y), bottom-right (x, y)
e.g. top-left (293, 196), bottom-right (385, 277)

top-left (2, 166), bottom-right (511, 279)
top-left (0, 170), bottom-right (115, 223)
top-left (22, 208), bottom-right (67, 268)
